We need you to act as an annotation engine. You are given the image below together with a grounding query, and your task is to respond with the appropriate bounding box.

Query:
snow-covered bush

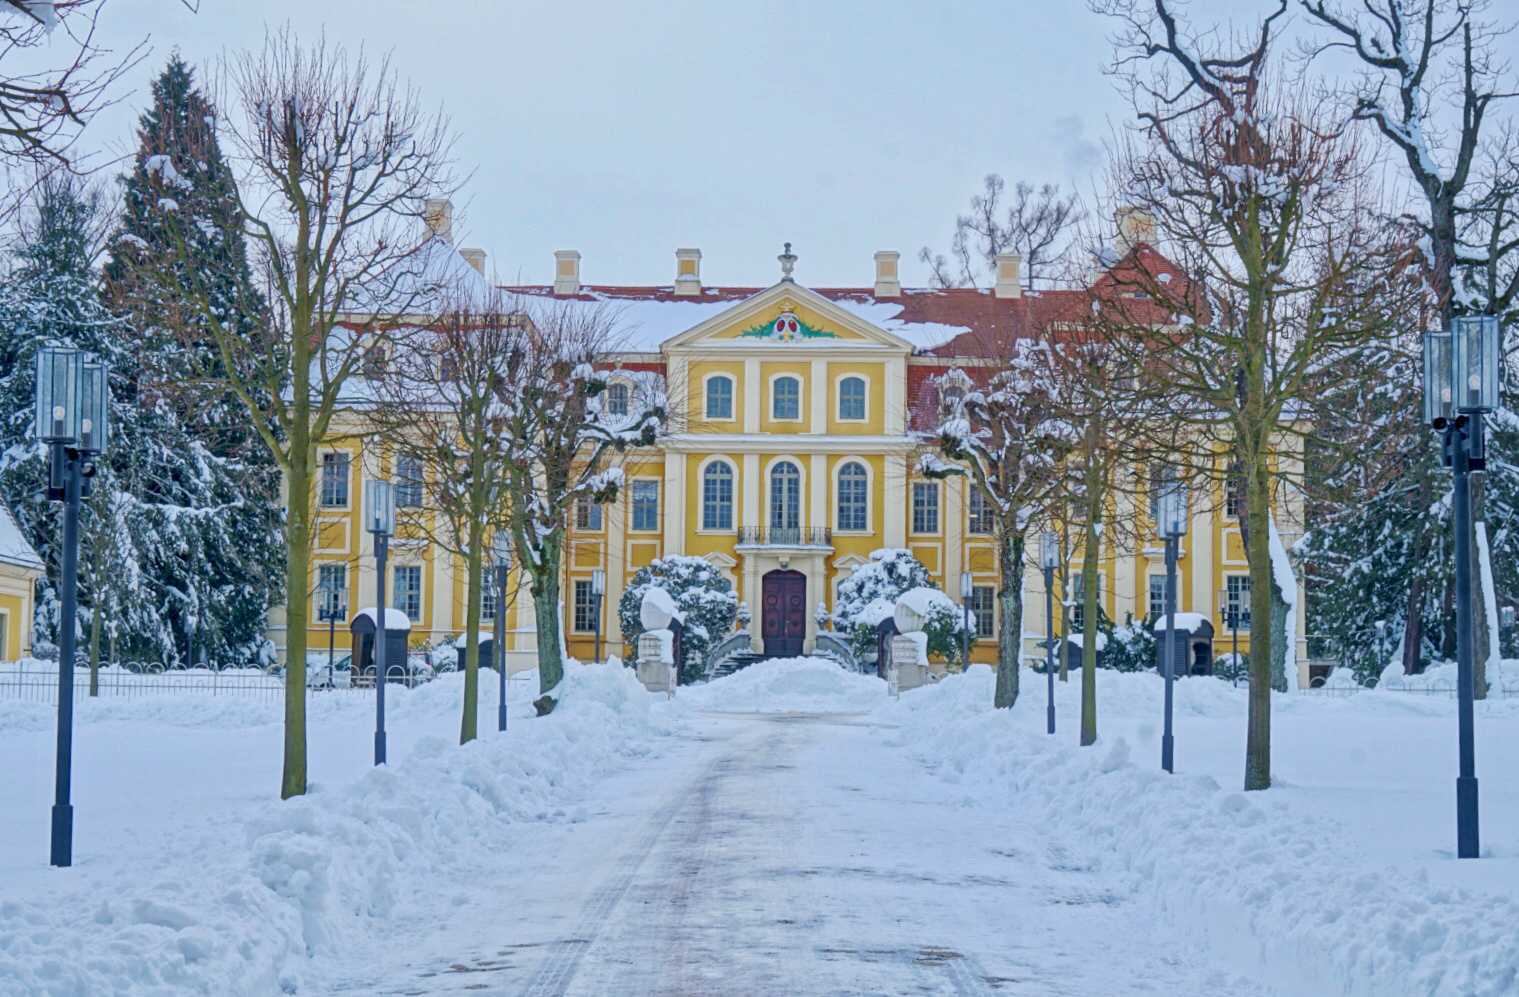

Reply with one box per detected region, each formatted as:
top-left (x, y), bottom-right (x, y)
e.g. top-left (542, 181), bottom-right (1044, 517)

top-left (618, 555), bottom-right (738, 683)
top-left (1214, 650), bottom-right (1249, 683)
top-left (1102, 614), bottom-right (1155, 672)
top-left (833, 549), bottom-right (971, 664)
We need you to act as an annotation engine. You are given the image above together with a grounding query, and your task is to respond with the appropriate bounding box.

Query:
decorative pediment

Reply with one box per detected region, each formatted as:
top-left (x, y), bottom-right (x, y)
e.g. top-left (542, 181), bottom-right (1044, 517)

top-left (663, 282), bottom-right (915, 352)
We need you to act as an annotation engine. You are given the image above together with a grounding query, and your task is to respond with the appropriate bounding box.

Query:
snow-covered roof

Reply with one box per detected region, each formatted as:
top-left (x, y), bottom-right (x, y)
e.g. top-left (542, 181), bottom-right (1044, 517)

top-left (0, 500), bottom-right (43, 573)
top-left (354, 607), bottom-right (412, 631)
top-left (451, 631), bottom-right (496, 648)
top-left (345, 235), bottom-right (496, 315)
top-left (1153, 612), bottom-right (1209, 634)
top-left (1065, 632), bottom-right (1109, 650)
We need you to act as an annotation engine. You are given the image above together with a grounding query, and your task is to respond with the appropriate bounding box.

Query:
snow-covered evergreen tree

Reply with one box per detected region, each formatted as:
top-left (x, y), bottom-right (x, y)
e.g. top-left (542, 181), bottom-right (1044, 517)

top-left (832, 549), bottom-right (971, 663)
top-left (99, 55), bottom-right (282, 666)
top-left (617, 555), bottom-right (738, 683)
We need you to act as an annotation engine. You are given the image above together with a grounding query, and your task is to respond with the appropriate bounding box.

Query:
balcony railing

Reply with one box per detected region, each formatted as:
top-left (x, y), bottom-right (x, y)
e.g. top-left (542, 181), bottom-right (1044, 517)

top-left (736, 526), bottom-right (832, 548)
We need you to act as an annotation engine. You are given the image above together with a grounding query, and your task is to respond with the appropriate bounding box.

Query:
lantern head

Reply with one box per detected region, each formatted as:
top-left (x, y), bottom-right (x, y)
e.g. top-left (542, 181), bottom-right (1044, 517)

top-left (34, 346), bottom-right (83, 443)
top-left (1451, 315), bottom-right (1500, 413)
top-left (364, 479), bottom-right (396, 537)
top-left (78, 359), bottom-right (109, 454)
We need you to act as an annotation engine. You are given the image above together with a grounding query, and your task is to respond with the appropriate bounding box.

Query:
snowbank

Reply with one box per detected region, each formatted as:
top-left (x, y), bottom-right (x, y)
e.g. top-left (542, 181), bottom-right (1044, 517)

top-left (678, 657), bottom-right (886, 713)
top-left (878, 667), bottom-right (1519, 997)
top-left (0, 662), bottom-right (665, 997)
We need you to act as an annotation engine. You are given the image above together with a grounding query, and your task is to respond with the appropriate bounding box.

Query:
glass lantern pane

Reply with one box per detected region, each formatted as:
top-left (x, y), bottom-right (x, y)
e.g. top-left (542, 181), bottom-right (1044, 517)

top-left (1040, 531), bottom-right (1058, 569)
top-left (364, 479), bottom-right (395, 535)
top-left (34, 346), bottom-right (82, 442)
top-left (1452, 316), bottom-right (1500, 412)
top-left (79, 360), bottom-right (109, 453)
top-left (1423, 331), bottom-right (1452, 424)
top-left (492, 531), bottom-right (513, 568)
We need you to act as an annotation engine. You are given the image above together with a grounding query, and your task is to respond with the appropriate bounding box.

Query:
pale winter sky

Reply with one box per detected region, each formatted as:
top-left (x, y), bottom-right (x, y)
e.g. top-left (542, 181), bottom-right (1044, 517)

top-left (70, 0), bottom-right (1519, 288)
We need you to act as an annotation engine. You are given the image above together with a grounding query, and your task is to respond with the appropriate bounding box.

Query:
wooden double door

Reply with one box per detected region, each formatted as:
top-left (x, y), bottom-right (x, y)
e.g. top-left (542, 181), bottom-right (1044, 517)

top-left (761, 569), bottom-right (807, 657)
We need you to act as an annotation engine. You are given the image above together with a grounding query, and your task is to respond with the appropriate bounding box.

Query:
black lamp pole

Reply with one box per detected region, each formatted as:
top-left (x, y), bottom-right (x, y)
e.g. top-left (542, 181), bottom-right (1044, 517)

top-left (50, 443), bottom-right (83, 867)
top-left (366, 477), bottom-right (395, 767)
top-left (494, 532), bottom-right (512, 733)
top-left (591, 568), bottom-right (605, 665)
top-left (1162, 529), bottom-right (1177, 773)
top-left (1040, 531), bottom-right (1057, 735)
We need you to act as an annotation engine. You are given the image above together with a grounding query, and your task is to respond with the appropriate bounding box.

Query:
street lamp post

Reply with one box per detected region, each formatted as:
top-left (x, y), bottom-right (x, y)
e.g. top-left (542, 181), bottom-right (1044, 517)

top-left (1218, 588), bottom-right (1242, 687)
top-left (365, 478), bottom-right (396, 766)
top-left (35, 346), bottom-right (109, 867)
top-left (1041, 531), bottom-right (1058, 735)
top-left (493, 531), bottom-right (513, 732)
top-left (1158, 479), bottom-right (1188, 774)
top-left (1424, 316), bottom-right (1499, 859)
top-left (959, 570), bottom-right (973, 674)
top-left (591, 568), bottom-right (606, 664)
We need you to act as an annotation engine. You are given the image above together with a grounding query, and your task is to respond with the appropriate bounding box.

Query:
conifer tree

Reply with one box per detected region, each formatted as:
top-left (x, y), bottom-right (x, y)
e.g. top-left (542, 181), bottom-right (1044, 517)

top-left (102, 55), bottom-right (282, 668)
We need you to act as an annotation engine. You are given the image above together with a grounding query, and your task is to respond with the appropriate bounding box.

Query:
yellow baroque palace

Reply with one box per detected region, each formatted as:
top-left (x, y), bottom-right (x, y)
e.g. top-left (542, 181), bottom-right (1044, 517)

top-left (269, 205), bottom-right (1310, 683)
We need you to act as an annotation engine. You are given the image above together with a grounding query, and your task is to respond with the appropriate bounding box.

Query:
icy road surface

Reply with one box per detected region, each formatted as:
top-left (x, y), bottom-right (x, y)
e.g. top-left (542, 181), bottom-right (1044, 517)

top-left (321, 709), bottom-right (1267, 997)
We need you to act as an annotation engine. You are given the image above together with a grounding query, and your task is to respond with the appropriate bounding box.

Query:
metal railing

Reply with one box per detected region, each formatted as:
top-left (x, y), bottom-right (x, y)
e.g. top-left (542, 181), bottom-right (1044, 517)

top-left (0, 660), bottom-right (437, 705)
top-left (736, 526), bottom-right (832, 547)
top-left (1298, 675), bottom-right (1519, 699)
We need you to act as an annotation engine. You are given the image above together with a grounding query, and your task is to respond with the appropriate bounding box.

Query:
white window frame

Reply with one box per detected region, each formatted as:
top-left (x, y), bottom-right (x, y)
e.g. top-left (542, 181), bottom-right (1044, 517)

top-left (767, 457), bottom-right (805, 530)
top-left (699, 457), bottom-right (736, 532)
top-left (835, 373), bottom-right (869, 422)
top-left (834, 458), bottom-right (871, 533)
top-left (911, 481), bottom-right (940, 535)
top-left (769, 373), bottom-right (804, 423)
top-left (630, 478), bottom-right (660, 532)
top-left (702, 373), bottom-right (736, 422)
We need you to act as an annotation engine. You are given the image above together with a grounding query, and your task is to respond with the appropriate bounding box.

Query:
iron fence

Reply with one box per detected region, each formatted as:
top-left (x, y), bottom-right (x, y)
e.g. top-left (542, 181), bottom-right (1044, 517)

top-left (0, 660), bottom-right (438, 705)
top-left (1299, 675), bottom-right (1519, 699)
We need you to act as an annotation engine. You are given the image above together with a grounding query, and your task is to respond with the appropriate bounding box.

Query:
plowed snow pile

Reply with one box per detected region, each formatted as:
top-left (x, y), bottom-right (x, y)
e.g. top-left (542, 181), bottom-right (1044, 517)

top-left (678, 657), bottom-right (886, 713)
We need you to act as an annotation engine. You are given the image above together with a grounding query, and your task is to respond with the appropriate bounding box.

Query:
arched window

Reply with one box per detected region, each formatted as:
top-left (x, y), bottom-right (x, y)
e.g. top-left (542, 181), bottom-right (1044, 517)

top-left (702, 462), bottom-right (734, 530)
top-left (838, 376), bottom-right (866, 420)
top-left (837, 462), bottom-right (868, 531)
top-left (772, 376), bottom-right (800, 420)
top-left (607, 382), bottom-right (629, 417)
top-left (770, 460), bottom-right (801, 533)
top-left (705, 375), bottom-right (734, 420)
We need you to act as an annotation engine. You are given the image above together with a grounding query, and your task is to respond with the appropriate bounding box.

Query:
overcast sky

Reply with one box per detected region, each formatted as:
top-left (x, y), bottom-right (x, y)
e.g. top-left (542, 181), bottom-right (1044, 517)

top-left (74, 0), bottom-right (1518, 289)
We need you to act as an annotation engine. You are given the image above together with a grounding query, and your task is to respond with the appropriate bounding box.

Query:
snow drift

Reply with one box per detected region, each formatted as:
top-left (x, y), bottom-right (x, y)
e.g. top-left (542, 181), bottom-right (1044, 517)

top-left (678, 656), bottom-right (886, 713)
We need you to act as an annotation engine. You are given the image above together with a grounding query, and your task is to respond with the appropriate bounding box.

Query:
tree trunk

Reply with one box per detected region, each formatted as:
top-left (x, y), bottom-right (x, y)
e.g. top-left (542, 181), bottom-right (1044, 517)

top-left (1080, 468), bottom-right (1101, 746)
top-left (281, 455), bottom-right (311, 800)
top-left (87, 604), bottom-right (102, 697)
top-left (1470, 471), bottom-right (1489, 699)
top-left (995, 530), bottom-right (1024, 708)
top-left (1244, 454), bottom-right (1274, 791)
top-left (532, 538), bottom-right (565, 713)
top-left (461, 534), bottom-right (483, 743)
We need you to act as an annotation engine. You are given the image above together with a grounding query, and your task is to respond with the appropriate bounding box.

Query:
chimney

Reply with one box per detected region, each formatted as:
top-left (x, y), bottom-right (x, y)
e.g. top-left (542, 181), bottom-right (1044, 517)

top-left (1114, 206), bottom-right (1157, 256)
top-left (424, 198), bottom-right (453, 243)
top-left (993, 252), bottom-right (1022, 299)
top-left (460, 247), bottom-right (486, 276)
top-left (674, 248), bottom-right (702, 296)
top-left (553, 250), bottom-right (581, 296)
top-left (873, 250), bottom-right (901, 297)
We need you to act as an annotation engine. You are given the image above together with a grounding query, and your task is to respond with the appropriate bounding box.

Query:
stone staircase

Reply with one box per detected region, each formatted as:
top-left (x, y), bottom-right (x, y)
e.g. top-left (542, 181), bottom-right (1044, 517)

top-left (708, 650), bottom-right (764, 680)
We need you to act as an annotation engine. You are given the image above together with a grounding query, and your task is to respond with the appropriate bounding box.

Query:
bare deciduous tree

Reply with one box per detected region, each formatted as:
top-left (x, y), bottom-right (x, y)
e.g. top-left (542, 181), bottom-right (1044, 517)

top-left (919, 175), bottom-right (1085, 290)
top-left (140, 28), bottom-right (460, 797)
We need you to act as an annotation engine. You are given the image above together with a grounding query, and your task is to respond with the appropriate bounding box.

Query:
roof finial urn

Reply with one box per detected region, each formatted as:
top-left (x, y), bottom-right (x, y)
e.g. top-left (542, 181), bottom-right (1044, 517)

top-left (778, 242), bottom-right (797, 282)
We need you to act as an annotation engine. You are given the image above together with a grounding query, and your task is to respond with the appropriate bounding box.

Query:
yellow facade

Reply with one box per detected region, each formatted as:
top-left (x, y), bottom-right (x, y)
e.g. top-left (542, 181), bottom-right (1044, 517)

top-left (268, 248), bottom-right (1308, 683)
top-left (1, 500), bottom-right (43, 662)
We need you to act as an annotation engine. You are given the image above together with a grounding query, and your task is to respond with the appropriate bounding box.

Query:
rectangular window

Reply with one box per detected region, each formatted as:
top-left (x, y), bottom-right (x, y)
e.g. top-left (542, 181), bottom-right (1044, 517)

top-left (1148, 574), bottom-right (1167, 623)
top-left (970, 586), bottom-right (996, 638)
top-left (316, 564), bottom-right (347, 620)
top-left (705, 376), bottom-right (733, 420)
top-left (631, 480), bottom-right (659, 531)
top-left (772, 377), bottom-right (800, 420)
top-left (1070, 572), bottom-right (1103, 631)
top-left (572, 579), bottom-right (598, 633)
top-left (575, 495), bottom-right (603, 531)
top-left (481, 583), bottom-right (497, 622)
top-left (396, 455), bottom-right (424, 508)
top-left (838, 377), bottom-right (866, 420)
top-left (703, 464), bottom-right (734, 531)
top-left (1226, 575), bottom-right (1252, 630)
top-left (1225, 474), bottom-right (1242, 520)
top-left (607, 382), bottom-right (629, 417)
top-left (968, 488), bottom-right (993, 535)
top-left (911, 482), bottom-right (939, 534)
top-left (394, 565), bottom-right (422, 623)
top-left (320, 452), bottom-right (350, 508)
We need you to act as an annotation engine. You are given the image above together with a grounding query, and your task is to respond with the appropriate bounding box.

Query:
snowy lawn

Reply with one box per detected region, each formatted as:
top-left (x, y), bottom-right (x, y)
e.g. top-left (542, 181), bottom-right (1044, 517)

top-left (880, 665), bottom-right (1519, 997)
top-left (0, 663), bottom-right (684, 996)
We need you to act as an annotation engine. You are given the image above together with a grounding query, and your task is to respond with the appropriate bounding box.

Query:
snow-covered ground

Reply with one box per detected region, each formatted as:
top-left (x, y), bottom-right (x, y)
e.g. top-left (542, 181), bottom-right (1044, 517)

top-left (1, 657), bottom-right (1516, 995)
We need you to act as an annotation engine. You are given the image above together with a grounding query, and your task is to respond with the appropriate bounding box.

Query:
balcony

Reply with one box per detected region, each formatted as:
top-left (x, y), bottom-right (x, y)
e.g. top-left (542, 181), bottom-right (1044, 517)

top-left (736, 526), bottom-right (832, 548)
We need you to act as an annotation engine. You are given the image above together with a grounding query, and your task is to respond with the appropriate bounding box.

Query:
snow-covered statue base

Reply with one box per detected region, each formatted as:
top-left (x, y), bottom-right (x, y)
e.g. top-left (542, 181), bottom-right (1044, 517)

top-left (634, 589), bottom-right (681, 695)
top-left (889, 592), bottom-right (935, 693)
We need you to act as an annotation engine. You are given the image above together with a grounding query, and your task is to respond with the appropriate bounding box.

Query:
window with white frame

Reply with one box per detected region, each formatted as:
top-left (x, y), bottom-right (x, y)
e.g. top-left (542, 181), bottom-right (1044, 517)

top-left (837, 462), bottom-right (868, 531)
top-left (631, 480), bottom-right (659, 531)
top-left (1225, 473), bottom-right (1243, 520)
top-left (316, 564), bottom-right (347, 619)
top-left (481, 583), bottom-right (497, 622)
top-left (770, 461), bottom-right (801, 530)
top-left (320, 452), bottom-right (350, 507)
top-left (911, 482), bottom-right (939, 534)
top-left (968, 488), bottom-right (993, 535)
top-left (396, 455), bottom-right (424, 507)
top-left (702, 462), bottom-right (734, 530)
top-left (572, 579), bottom-right (598, 633)
top-left (838, 376), bottom-right (866, 420)
top-left (575, 494), bottom-right (603, 530)
top-left (970, 586), bottom-right (996, 637)
top-left (1225, 574), bottom-right (1252, 630)
top-left (705, 375), bottom-right (734, 420)
top-left (772, 376), bottom-right (801, 420)
top-left (394, 565), bottom-right (422, 623)
top-left (1148, 574), bottom-right (1167, 622)
top-left (607, 382), bottom-right (629, 417)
